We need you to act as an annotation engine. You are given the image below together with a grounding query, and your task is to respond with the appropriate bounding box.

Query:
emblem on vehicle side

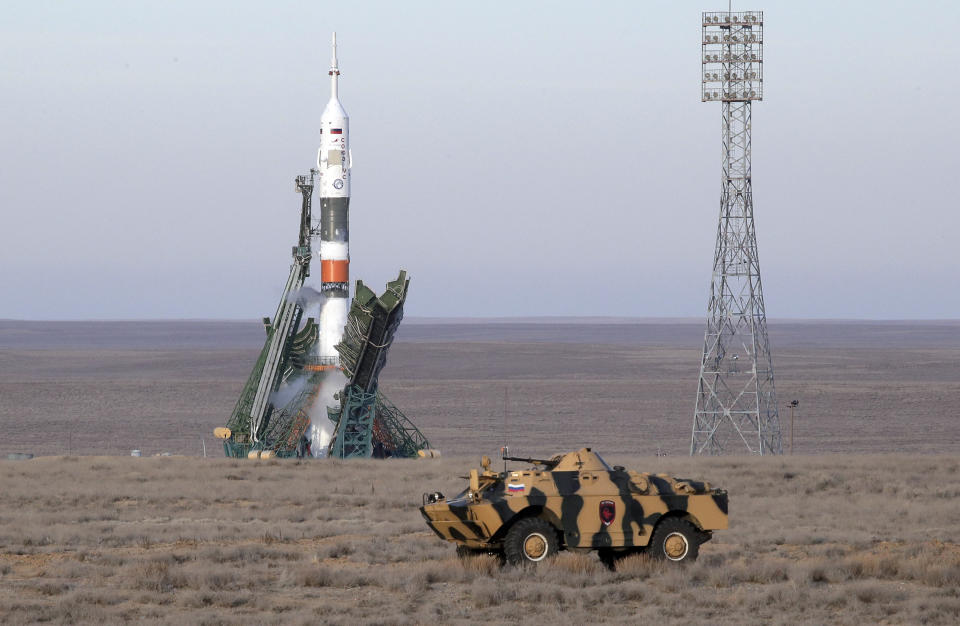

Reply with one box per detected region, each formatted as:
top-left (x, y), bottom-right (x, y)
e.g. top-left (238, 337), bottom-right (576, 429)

top-left (333, 178), bottom-right (344, 189)
top-left (599, 500), bottom-right (616, 526)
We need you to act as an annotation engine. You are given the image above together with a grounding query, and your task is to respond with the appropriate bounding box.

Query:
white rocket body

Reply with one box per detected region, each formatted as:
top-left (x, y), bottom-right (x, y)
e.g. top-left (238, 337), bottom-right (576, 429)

top-left (315, 32), bottom-right (351, 363)
top-left (306, 32), bottom-right (352, 457)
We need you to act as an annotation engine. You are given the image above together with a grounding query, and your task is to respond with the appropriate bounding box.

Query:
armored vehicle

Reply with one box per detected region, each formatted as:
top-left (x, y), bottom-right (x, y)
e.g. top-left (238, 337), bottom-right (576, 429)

top-left (420, 448), bottom-right (728, 566)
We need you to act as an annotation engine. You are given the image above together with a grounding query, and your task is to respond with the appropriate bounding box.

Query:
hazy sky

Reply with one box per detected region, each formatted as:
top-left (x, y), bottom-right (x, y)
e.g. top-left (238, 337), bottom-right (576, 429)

top-left (2, 1), bottom-right (957, 319)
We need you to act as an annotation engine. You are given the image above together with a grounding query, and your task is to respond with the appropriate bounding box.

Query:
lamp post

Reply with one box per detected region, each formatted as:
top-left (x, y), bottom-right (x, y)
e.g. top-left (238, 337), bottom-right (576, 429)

top-left (789, 400), bottom-right (799, 454)
top-left (691, 9), bottom-right (781, 456)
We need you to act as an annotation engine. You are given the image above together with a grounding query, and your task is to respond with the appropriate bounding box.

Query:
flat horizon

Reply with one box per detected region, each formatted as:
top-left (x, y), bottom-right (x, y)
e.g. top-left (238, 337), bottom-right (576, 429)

top-left (3, 316), bottom-right (959, 324)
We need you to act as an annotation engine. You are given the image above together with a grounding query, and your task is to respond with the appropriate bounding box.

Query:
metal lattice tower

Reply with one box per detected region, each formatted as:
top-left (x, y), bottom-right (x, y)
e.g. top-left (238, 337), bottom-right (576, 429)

top-left (691, 9), bottom-right (782, 456)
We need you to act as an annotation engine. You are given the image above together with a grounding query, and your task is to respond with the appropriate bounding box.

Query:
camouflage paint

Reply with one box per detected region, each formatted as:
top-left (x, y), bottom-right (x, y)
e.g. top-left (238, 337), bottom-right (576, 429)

top-left (420, 448), bottom-right (728, 551)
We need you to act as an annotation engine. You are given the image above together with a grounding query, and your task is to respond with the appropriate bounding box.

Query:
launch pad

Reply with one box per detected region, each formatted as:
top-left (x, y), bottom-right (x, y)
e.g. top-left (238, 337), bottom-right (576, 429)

top-left (215, 174), bottom-right (431, 459)
top-left (329, 272), bottom-right (431, 458)
top-left (216, 34), bottom-right (431, 459)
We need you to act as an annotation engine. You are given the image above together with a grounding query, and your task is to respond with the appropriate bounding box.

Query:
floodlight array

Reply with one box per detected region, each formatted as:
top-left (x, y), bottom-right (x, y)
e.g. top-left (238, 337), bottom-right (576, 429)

top-left (702, 10), bottom-right (763, 102)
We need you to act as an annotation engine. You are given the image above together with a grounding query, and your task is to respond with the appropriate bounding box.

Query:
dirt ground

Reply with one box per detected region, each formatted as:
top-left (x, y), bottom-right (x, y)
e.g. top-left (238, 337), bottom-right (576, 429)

top-left (0, 320), bottom-right (958, 458)
top-left (0, 454), bottom-right (958, 624)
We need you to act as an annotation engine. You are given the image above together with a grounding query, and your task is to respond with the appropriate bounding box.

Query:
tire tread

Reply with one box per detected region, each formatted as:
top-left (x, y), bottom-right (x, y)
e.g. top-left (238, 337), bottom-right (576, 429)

top-left (649, 517), bottom-right (701, 563)
top-left (503, 517), bottom-right (559, 565)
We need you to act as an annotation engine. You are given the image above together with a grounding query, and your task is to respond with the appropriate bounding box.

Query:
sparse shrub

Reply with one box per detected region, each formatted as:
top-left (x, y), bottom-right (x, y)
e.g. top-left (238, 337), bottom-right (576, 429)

top-left (260, 530), bottom-right (288, 544)
top-left (815, 544), bottom-right (847, 558)
top-left (36, 582), bottom-right (69, 596)
top-left (93, 553), bottom-right (126, 568)
top-left (800, 561), bottom-right (838, 584)
top-left (924, 564), bottom-right (960, 588)
top-left (618, 581), bottom-right (647, 602)
top-left (48, 559), bottom-right (92, 580)
top-left (806, 472), bottom-right (842, 494)
top-left (352, 536), bottom-right (392, 565)
top-left (740, 559), bottom-right (789, 584)
top-left (852, 582), bottom-right (904, 605)
top-left (761, 583), bottom-right (803, 608)
top-left (656, 567), bottom-right (688, 593)
top-left (470, 578), bottom-right (518, 608)
top-left (396, 521), bottom-right (424, 534)
top-left (316, 540), bottom-right (355, 560)
top-left (822, 588), bottom-right (848, 608)
top-left (459, 553), bottom-right (500, 577)
top-left (614, 552), bottom-right (666, 580)
top-left (213, 593), bottom-right (249, 609)
top-left (294, 564), bottom-right (370, 588)
top-left (525, 583), bottom-right (566, 606)
top-left (195, 570), bottom-right (237, 591)
top-left (396, 558), bottom-right (467, 591)
top-left (130, 559), bottom-right (187, 593)
top-left (545, 552), bottom-right (606, 577)
top-left (917, 597), bottom-right (960, 621)
top-left (697, 551), bottom-right (726, 567)
top-left (67, 590), bottom-right (125, 607)
top-left (178, 590), bottom-right (215, 609)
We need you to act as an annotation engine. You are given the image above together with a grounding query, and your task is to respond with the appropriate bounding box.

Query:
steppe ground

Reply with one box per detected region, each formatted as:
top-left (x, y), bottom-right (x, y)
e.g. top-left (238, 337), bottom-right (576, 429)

top-left (1, 319), bottom-right (959, 458)
top-left (1, 320), bottom-right (959, 623)
top-left (0, 454), bottom-right (958, 624)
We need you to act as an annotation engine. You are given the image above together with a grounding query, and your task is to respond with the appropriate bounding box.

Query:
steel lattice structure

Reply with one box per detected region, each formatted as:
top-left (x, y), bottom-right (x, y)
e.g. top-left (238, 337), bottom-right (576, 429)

top-left (691, 10), bottom-right (782, 456)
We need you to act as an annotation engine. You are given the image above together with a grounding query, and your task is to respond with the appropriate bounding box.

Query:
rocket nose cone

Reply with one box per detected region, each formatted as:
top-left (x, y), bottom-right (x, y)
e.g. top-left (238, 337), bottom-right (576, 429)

top-left (321, 99), bottom-right (348, 120)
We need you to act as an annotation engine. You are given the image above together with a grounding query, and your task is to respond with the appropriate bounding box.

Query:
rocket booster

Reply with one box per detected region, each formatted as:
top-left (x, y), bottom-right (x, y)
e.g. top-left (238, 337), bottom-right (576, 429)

top-left (315, 32), bottom-right (351, 362)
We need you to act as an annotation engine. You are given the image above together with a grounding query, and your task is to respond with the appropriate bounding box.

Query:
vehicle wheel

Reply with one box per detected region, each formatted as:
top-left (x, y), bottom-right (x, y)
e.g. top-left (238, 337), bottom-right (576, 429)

top-left (504, 517), bottom-right (560, 565)
top-left (649, 518), bottom-right (700, 563)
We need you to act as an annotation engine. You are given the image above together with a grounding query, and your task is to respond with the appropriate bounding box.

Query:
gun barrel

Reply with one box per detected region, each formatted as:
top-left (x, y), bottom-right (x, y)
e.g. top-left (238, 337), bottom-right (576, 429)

top-left (502, 456), bottom-right (555, 466)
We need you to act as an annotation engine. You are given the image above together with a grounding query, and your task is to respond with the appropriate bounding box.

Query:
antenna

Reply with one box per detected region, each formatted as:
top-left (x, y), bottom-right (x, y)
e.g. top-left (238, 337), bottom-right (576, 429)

top-left (502, 387), bottom-right (509, 474)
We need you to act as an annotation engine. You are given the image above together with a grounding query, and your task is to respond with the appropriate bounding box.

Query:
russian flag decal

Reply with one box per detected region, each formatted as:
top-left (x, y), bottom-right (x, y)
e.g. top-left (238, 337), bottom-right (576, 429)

top-left (507, 483), bottom-right (525, 493)
top-left (331, 128), bottom-right (343, 134)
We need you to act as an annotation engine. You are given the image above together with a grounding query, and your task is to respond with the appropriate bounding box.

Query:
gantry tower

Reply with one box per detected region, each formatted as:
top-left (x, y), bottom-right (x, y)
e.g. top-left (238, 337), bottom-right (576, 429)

top-left (691, 9), bottom-right (782, 455)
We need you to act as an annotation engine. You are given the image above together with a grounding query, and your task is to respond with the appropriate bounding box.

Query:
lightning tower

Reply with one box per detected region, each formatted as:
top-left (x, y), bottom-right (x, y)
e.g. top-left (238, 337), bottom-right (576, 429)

top-left (691, 10), bottom-right (782, 455)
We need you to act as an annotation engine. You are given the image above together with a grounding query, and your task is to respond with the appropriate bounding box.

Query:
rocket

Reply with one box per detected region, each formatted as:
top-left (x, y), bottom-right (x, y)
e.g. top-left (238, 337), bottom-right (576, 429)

top-left (301, 32), bottom-right (351, 457)
top-left (314, 32), bottom-right (351, 365)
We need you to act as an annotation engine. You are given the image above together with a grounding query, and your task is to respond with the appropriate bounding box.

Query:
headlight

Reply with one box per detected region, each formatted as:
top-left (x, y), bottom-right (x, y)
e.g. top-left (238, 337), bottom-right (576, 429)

top-left (422, 491), bottom-right (444, 505)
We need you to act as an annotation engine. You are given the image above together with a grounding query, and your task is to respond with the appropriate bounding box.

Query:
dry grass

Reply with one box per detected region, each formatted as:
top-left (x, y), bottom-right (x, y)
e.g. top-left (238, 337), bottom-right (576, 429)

top-left (2, 322), bottom-right (959, 622)
top-left (1, 454), bottom-right (958, 624)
